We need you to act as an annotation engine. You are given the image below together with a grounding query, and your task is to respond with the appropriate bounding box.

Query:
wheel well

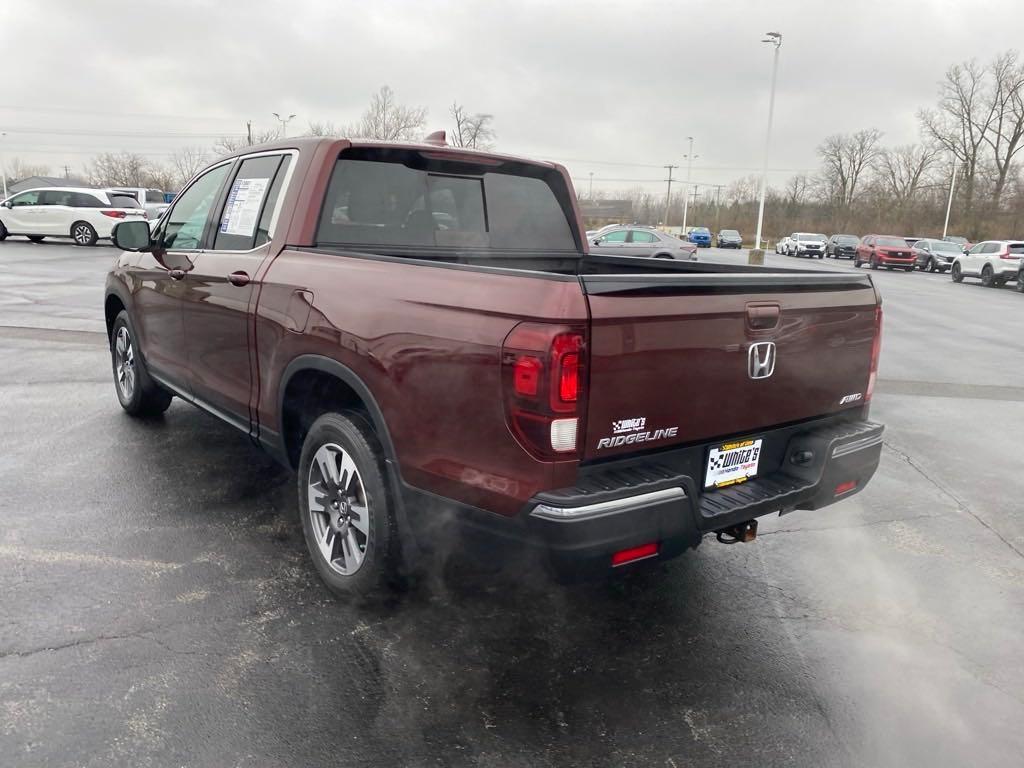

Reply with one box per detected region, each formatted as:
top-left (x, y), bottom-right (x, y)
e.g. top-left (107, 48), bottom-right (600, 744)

top-left (281, 370), bottom-right (370, 469)
top-left (104, 295), bottom-right (125, 341)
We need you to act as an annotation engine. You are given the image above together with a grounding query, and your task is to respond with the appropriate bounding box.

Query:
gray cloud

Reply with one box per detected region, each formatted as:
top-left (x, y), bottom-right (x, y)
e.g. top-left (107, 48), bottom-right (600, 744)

top-left (2, 0), bottom-right (1019, 192)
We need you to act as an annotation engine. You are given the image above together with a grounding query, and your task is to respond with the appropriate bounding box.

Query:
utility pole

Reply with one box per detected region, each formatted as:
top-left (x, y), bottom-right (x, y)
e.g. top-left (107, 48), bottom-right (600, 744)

top-left (63, 164), bottom-right (71, 179)
top-left (272, 112), bottom-right (297, 138)
top-left (663, 164), bottom-right (678, 229)
top-left (0, 132), bottom-right (7, 199)
top-left (942, 160), bottom-right (959, 239)
top-left (247, 121), bottom-right (253, 146)
top-left (681, 137), bottom-right (698, 234)
top-left (589, 172), bottom-right (594, 200)
top-left (754, 31), bottom-right (783, 252)
top-left (711, 184), bottom-right (725, 233)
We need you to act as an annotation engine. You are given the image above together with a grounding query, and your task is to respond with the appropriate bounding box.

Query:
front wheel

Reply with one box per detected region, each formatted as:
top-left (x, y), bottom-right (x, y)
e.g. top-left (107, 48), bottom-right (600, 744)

top-left (298, 412), bottom-right (400, 599)
top-left (110, 311), bottom-right (172, 416)
top-left (1016, 275), bottom-right (1024, 292)
top-left (71, 221), bottom-right (98, 246)
top-left (951, 263), bottom-right (964, 283)
top-left (870, 257), bottom-right (879, 270)
top-left (981, 265), bottom-right (995, 287)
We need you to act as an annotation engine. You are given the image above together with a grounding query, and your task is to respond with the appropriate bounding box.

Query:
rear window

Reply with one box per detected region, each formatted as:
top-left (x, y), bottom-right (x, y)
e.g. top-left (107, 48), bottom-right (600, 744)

top-left (146, 190), bottom-right (165, 203)
top-left (109, 194), bottom-right (142, 209)
top-left (316, 151), bottom-right (576, 252)
top-left (1009, 244), bottom-right (1024, 255)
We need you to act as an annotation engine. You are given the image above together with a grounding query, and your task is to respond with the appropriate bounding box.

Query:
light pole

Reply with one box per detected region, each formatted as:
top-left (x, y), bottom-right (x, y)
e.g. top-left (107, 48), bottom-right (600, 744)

top-left (589, 172), bottom-right (594, 200)
top-left (0, 131), bottom-right (7, 199)
top-left (754, 31), bottom-right (782, 252)
top-left (681, 137), bottom-right (698, 234)
top-left (942, 159), bottom-right (959, 239)
top-left (272, 112), bottom-right (297, 138)
top-left (663, 164), bottom-right (678, 229)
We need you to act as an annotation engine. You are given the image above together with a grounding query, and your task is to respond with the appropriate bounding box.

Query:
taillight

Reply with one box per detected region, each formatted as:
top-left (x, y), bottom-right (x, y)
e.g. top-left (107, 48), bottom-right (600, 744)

top-left (502, 323), bottom-right (586, 459)
top-left (998, 249), bottom-right (1017, 260)
top-left (101, 210), bottom-right (127, 218)
top-left (865, 305), bottom-right (883, 402)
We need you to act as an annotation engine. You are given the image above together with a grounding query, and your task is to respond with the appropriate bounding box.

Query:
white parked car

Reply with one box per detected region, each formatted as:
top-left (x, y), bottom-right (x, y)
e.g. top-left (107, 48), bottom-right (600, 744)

top-left (108, 187), bottom-right (169, 220)
top-left (951, 240), bottom-right (1024, 287)
top-left (775, 235), bottom-right (792, 254)
top-left (0, 187), bottom-right (146, 246)
top-left (787, 232), bottom-right (827, 258)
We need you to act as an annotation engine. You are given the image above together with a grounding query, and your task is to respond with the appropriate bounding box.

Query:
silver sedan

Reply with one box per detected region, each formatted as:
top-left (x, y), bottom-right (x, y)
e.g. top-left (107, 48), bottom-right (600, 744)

top-left (589, 226), bottom-right (698, 260)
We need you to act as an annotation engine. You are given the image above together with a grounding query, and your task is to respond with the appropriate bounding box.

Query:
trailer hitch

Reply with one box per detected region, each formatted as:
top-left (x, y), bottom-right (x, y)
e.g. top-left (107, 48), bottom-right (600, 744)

top-left (715, 519), bottom-right (758, 544)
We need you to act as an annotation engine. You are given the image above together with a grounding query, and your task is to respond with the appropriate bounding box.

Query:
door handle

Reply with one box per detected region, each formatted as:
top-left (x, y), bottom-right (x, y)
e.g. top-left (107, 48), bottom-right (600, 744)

top-left (228, 271), bottom-right (251, 287)
top-left (168, 268), bottom-right (186, 280)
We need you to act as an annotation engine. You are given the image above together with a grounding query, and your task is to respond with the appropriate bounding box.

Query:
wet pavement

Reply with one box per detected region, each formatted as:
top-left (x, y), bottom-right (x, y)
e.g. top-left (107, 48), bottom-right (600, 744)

top-left (2, 238), bottom-right (1023, 767)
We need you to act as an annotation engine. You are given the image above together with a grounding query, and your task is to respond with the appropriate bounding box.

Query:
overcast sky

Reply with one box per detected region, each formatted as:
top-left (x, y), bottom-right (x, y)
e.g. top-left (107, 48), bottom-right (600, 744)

top-left (2, 0), bottom-right (1021, 196)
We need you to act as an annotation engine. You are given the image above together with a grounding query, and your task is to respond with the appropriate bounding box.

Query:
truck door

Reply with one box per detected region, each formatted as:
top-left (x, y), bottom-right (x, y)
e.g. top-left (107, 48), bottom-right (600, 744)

top-left (183, 152), bottom-right (292, 429)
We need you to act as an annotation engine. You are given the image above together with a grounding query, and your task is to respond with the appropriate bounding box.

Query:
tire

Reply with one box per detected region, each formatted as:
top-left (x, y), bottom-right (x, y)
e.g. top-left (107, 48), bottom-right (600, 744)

top-left (652, 252), bottom-right (672, 259)
top-left (110, 311), bottom-right (173, 417)
top-left (853, 257), bottom-right (861, 268)
top-left (298, 412), bottom-right (399, 599)
top-left (817, 254), bottom-right (824, 259)
top-left (1016, 275), bottom-right (1024, 292)
top-left (904, 266), bottom-right (914, 272)
top-left (71, 221), bottom-right (97, 247)
top-left (928, 258), bottom-right (937, 272)
top-left (981, 265), bottom-right (995, 287)
top-left (27, 235), bottom-right (45, 243)
top-left (0, 220), bottom-right (7, 241)
top-left (870, 256), bottom-right (879, 270)
top-left (951, 262), bottom-right (964, 283)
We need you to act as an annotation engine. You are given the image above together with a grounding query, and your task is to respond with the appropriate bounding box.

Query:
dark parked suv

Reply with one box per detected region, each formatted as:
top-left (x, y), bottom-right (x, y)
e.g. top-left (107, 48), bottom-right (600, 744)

top-left (827, 234), bottom-right (859, 259)
top-left (104, 136), bottom-right (884, 597)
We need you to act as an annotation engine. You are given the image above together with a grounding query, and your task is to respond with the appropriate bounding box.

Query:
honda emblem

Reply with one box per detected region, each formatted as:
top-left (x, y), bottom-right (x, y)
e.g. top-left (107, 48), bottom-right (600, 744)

top-left (748, 342), bottom-right (776, 380)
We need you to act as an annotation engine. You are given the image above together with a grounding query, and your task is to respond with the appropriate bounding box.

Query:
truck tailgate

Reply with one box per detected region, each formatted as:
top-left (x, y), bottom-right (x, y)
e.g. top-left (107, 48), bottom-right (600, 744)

top-left (580, 273), bottom-right (878, 461)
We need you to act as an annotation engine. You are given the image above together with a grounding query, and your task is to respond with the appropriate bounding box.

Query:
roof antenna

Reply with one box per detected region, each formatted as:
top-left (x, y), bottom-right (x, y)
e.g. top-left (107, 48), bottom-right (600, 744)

top-left (423, 130), bottom-right (447, 146)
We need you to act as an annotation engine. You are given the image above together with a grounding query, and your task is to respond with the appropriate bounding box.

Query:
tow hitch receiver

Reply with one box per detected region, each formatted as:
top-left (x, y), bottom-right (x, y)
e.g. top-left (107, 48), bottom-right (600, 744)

top-left (715, 519), bottom-right (758, 544)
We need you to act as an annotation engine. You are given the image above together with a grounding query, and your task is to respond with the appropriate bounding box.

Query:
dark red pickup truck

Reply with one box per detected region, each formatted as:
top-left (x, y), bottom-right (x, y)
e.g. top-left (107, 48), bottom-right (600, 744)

top-left (105, 136), bottom-right (884, 597)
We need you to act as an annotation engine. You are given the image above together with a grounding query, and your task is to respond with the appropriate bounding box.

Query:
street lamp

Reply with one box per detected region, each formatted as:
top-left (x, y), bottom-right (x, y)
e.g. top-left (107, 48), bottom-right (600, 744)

top-left (272, 112), bottom-right (297, 138)
top-left (0, 131), bottom-right (7, 199)
top-left (681, 136), bottom-right (698, 234)
top-left (753, 31), bottom-right (782, 253)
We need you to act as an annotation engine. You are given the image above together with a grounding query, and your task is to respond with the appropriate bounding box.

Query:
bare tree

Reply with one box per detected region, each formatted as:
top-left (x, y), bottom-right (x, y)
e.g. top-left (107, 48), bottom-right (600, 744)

top-left (305, 120), bottom-right (342, 137)
top-left (213, 127), bottom-right (279, 156)
top-left (818, 129), bottom-right (884, 209)
top-left (984, 51), bottom-right (1024, 209)
top-left (169, 146), bottom-right (208, 188)
top-left (3, 158), bottom-right (51, 183)
top-left (346, 86), bottom-right (427, 140)
top-left (876, 143), bottom-right (939, 208)
top-left (88, 152), bottom-right (152, 187)
top-left (449, 102), bottom-right (496, 149)
top-left (919, 59), bottom-right (999, 227)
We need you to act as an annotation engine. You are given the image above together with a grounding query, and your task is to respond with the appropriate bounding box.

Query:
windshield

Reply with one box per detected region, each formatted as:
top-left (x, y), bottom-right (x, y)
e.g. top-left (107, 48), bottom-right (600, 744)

top-left (931, 240), bottom-right (962, 253)
top-left (721, 229), bottom-right (739, 236)
top-left (316, 151), bottom-right (576, 252)
top-left (876, 236), bottom-right (907, 247)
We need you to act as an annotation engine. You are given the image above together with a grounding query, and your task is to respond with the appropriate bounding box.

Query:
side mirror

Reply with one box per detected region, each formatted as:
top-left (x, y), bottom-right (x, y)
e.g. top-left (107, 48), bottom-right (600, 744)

top-left (112, 220), bottom-right (153, 252)
top-left (593, 239), bottom-right (601, 246)
top-left (2, 200), bottom-right (11, 209)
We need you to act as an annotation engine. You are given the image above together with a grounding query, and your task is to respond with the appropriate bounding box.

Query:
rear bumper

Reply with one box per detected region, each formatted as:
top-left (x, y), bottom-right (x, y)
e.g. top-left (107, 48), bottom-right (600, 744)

top-left (431, 417), bottom-right (883, 579)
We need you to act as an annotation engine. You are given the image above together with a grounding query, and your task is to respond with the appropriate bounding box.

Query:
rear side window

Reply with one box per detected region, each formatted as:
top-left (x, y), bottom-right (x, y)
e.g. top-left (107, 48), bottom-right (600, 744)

top-left (630, 230), bottom-right (658, 243)
top-left (109, 194), bottom-right (141, 209)
top-left (315, 152), bottom-right (576, 252)
top-left (72, 192), bottom-right (103, 208)
top-left (213, 154), bottom-right (290, 250)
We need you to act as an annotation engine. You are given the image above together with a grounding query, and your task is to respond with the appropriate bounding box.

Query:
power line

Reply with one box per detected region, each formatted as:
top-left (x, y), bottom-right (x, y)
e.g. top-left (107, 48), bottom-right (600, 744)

top-left (0, 103), bottom-right (242, 122)
top-left (1, 126), bottom-right (245, 138)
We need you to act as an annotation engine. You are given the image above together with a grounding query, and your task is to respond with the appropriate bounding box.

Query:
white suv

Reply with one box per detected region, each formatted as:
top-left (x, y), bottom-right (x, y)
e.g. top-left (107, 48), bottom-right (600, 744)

top-left (0, 187), bottom-right (146, 246)
top-left (788, 232), bottom-right (827, 258)
top-left (951, 240), bottom-right (1024, 287)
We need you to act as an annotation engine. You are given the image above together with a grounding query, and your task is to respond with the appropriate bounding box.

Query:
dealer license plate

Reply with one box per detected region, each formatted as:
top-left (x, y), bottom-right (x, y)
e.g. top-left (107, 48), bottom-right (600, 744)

top-left (704, 439), bottom-right (763, 489)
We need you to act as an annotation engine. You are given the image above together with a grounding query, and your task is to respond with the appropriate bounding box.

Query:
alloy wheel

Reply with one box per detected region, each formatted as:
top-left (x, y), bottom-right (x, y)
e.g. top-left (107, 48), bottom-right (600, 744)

top-left (73, 224), bottom-right (93, 245)
top-left (114, 326), bottom-right (136, 401)
top-left (307, 443), bottom-right (370, 576)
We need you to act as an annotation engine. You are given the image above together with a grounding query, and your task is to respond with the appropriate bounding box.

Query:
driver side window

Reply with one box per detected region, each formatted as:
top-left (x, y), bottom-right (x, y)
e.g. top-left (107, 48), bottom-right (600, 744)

top-left (160, 164), bottom-right (231, 250)
top-left (11, 191), bottom-right (40, 206)
top-left (600, 230), bottom-right (627, 243)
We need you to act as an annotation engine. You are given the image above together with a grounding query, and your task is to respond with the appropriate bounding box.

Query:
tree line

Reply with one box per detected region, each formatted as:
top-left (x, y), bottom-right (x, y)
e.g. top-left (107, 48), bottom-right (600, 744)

top-left (588, 51), bottom-right (1024, 241)
top-left (3, 86), bottom-right (494, 193)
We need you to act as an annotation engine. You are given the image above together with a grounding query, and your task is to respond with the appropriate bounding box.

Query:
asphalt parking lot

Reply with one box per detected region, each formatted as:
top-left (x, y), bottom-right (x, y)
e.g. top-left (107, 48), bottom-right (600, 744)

top-left (2, 238), bottom-right (1023, 767)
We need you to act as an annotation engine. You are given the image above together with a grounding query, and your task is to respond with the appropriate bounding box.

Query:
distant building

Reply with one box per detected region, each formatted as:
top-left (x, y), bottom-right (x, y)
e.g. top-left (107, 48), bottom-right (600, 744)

top-left (579, 199), bottom-right (633, 229)
top-left (6, 175), bottom-right (95, 195)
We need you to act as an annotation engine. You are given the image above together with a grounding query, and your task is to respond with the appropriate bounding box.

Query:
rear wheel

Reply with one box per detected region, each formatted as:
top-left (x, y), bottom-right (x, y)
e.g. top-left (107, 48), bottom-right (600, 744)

top-left (27, 235), bottom-right (44, 243)
top-left (298, 412), bottom-right (399, 599)
top-left (0, 221), bottom-right (7, 241)
top-left (71, 221), bottom-right (97, 246)
top-left (981, 264), bottom-right (996, 287)
top-left (928, 258), bottom-right (937, 272)
top-left (1016, 274), bottom-right (1024, 292)
top-left (951, 262), bottom-right (964, 283)
top-left (110, 311), bottom-right (172, 417)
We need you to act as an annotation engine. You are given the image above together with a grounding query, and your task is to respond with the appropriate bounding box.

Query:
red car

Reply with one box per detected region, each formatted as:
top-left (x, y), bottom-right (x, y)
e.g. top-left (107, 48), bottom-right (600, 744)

top-left (854, 235), bottom-right (917, 271)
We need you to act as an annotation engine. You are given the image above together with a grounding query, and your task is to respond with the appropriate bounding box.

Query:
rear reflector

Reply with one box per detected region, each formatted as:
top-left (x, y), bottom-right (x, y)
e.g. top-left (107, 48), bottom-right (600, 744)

top-left (611, 542), bottom-right (659, 567)
top-left (834, 480), bottom-right (858, 496)
top-left (101, 210), bottom-right (127, 218)
top-left (549, 418), bottom-right (578, 453)
top-left (513, 355), bottom-right (541, 396)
